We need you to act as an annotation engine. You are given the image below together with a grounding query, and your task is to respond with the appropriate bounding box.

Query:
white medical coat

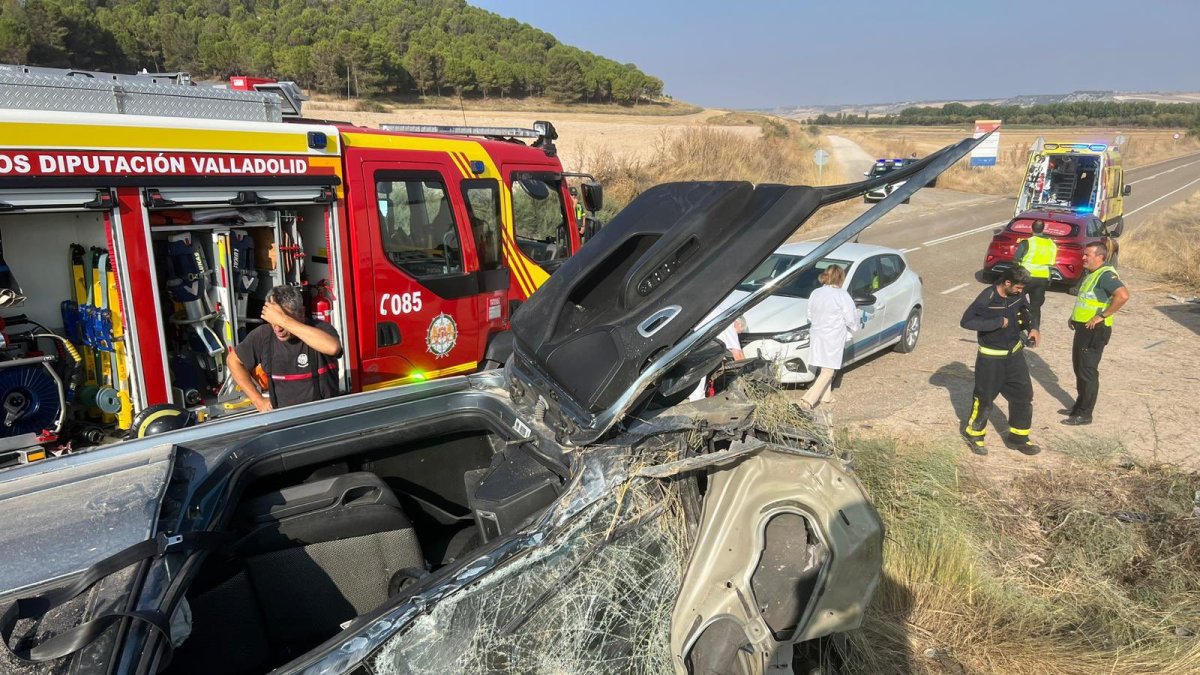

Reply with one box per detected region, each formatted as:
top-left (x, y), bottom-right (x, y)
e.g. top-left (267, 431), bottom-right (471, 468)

top-left (806, 285), bottom-right (859, 370)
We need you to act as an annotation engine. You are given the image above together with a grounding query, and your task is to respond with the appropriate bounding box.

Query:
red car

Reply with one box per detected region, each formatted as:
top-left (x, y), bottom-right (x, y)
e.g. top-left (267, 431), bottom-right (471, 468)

top-left (984, 208), bottom-right (1119, 285)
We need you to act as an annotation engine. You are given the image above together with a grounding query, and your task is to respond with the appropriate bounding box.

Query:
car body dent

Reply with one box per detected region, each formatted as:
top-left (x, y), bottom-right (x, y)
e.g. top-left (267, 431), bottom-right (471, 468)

top-left (670, 444), bottom-right (882, 673)
top-left (0, 442), bottom-right (174, 595)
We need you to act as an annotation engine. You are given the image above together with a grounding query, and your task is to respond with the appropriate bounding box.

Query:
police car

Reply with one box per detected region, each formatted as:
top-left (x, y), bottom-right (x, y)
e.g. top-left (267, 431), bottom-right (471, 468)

top-left (863, 158), bottom-right (914, 203)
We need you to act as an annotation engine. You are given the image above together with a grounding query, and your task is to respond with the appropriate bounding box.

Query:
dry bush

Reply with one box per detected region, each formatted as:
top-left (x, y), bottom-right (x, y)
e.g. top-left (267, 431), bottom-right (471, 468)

top-left (1120, 133), bottom-right (1200, 167)
top-left (847, 435), bottom-right (1200, 675)
top-left (578, 125), bottom-right (828, 213)
top-left (1122, 190), bottom-right (1200, 288)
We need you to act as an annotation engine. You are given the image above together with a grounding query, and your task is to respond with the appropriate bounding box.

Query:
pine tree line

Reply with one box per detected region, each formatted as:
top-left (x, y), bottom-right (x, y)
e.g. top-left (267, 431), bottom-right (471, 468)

top-left (0, 0), bottom-right (665, 104)
top-left (812, 100), bottom-right (1200, 129)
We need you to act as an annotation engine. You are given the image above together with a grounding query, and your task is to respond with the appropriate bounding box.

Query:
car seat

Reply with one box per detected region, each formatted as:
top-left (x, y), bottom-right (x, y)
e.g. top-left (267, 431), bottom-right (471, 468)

top-left (169, 472), bottom-right (424, 674)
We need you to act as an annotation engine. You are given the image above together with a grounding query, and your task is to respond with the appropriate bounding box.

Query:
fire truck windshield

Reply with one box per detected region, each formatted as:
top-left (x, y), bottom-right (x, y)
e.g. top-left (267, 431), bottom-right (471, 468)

top-left (511, 173), bottom-right (570, 269)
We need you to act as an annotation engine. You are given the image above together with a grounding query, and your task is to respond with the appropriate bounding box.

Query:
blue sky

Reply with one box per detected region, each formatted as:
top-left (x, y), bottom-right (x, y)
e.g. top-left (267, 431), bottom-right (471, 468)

top-left (471, 0), bottom-right (1200, 109)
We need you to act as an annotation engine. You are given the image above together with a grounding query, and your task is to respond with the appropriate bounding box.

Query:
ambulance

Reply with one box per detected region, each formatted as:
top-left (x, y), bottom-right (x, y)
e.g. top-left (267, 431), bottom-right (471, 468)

top-left (0, 65), bottom-right (601, 460)
top-left (1015, 137), bottom-right (1131, 234)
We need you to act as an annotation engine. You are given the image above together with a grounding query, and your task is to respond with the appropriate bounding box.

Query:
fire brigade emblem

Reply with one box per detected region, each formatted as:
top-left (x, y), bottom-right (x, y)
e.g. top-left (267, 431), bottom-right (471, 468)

top-left (297, 353), bottom-right (309, 368)
top-left (426, 313), bottom-right (458, 358)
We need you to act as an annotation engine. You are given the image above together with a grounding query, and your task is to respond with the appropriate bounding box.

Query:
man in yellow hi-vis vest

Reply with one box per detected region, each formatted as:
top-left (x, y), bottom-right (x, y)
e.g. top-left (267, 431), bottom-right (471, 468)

top-left (1062, 242), bottom-right (1129, 426)
top-left (1013, 219), bottom-right (1057, 328)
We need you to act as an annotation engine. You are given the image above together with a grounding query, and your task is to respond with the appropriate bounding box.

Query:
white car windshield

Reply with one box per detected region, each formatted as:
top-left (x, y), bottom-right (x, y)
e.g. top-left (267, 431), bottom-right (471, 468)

top-left (736, 254), bottom-right (852, 299)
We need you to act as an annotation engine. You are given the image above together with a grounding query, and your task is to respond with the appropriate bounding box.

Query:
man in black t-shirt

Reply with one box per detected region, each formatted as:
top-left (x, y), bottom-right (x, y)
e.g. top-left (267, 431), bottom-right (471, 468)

top-left (228, 285), bottom-right (342, 412)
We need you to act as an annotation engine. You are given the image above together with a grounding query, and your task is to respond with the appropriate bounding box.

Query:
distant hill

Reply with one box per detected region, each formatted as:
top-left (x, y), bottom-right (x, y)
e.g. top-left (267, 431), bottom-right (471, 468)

top-left (0, 0), bottom-right (663, 104)
top-left (772, 90), bottom-right (1200, 121)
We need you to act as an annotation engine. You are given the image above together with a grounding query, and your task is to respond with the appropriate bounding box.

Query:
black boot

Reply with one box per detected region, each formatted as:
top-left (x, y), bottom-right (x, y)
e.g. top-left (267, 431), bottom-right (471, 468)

top-left (962, 428), bottom-right (988, 455)
top-left (1004, 434), bottom-right (1041, 455)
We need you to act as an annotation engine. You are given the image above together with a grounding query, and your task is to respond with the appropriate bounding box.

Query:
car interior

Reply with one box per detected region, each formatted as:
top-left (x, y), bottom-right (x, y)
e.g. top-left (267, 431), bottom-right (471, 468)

top-left (164, 419), bottom-right (568, 675)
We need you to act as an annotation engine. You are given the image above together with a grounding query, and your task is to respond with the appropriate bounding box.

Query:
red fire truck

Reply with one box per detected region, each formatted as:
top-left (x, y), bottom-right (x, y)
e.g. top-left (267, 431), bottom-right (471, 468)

top-left (0, 65), bottom-right (602, 461)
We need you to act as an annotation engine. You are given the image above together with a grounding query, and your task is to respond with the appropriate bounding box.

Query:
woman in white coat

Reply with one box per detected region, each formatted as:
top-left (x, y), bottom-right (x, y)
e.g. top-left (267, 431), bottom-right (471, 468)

top-left (801, 264), bottom-right (859, 409)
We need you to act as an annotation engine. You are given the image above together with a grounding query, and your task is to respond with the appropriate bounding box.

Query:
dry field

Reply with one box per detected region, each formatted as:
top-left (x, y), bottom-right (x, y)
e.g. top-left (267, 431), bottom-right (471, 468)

top-left (1123, 190), bottom-right (1200, 289)
top-left (834, 126), bottom-right (1200, 196)
top-left (305, 100), bottom-right (762, 172)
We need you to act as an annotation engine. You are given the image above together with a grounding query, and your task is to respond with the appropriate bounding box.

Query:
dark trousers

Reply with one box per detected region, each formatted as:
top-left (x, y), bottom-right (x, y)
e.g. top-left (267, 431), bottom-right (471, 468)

top-left (966, 350), bottom-right (1033, 439)
top-left (1025, 277), bottom-right (1049, 329)
top-left (1071, 322), bottom-right (1111, 416)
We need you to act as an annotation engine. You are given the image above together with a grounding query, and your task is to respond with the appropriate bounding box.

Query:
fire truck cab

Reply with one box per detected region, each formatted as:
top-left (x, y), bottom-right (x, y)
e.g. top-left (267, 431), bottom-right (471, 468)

top-left (1016, 138), bottom-right (1130, 234)
top-left (0, 66), bottom-right (597, 459)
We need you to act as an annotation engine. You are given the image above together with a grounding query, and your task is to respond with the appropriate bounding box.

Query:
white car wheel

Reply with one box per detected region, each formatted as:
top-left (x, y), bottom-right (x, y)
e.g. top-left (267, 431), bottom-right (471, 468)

top-left (894, 307), bottom-right (921, 353)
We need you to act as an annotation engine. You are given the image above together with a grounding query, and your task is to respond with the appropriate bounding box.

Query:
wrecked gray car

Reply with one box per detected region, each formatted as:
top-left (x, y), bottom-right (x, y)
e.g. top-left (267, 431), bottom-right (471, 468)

top-left (0, 135), bottom-right (982, 675)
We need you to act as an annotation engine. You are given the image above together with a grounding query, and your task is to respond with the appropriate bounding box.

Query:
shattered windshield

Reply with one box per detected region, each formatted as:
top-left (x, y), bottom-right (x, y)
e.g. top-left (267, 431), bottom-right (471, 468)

top-left (736, 254), bottom-right (851, 299)
top-left (511, 172), bottom-right (571, 268)
top-left (366, 464), bottom-right (689, 675)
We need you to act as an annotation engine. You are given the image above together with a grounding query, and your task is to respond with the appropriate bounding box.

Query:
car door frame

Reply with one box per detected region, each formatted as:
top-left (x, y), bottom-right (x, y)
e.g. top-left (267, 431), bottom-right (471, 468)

top-left (844, 255), bottom-right (884, 362)
top-left (874, 253), bottom-right (912, 348)
top-left (356, 160), bottom-right (490, 389)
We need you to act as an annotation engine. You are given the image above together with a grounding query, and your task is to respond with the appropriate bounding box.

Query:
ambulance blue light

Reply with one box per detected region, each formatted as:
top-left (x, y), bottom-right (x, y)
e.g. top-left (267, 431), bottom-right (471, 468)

top-left (1089, 144), bottom-right (1107, 151)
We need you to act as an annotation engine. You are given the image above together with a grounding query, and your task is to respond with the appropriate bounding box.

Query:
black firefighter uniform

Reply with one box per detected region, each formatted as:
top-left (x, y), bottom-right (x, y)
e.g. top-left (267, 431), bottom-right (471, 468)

top-left (959, 285), bottom-right (1039, 453)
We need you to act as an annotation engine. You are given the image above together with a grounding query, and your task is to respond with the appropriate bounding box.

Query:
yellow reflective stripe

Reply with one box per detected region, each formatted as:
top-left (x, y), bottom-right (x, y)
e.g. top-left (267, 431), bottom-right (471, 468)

top-left (966, 398), bottom-right (985, 434)
top-left (1009, 427), bottom-right (1030, 436)
top-left (136, 409), bottom-right (182, 437)
top-left (0, 121), bottom-right (340, 154)
top-left (979, 342), bottom-right (1022, 356)
top-left (360, 361), bottom-right (479, 392)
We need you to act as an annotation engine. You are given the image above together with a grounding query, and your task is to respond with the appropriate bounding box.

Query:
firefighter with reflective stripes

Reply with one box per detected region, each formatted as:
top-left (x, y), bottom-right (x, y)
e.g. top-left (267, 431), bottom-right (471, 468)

top-left (1013, 219), bottom-right (1057, 328)
top-left (959, 265), bottom-right (1042, 455)
top-left (227, 285), bottom-right (342, 412)
top-left (1061, 241), bottom-right (1128, 426)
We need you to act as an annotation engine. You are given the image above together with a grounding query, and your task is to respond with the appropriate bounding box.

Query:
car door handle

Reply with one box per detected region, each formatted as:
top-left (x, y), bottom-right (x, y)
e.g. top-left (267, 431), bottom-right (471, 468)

top-left (638, 305), bottom-right (682, 338)
top-left (377, 321), bottom-right (401, 348)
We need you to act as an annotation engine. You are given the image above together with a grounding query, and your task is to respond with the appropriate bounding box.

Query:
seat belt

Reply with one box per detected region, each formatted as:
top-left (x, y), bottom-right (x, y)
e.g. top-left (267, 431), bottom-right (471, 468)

top-left (1, 531), bottom-right (230, 666)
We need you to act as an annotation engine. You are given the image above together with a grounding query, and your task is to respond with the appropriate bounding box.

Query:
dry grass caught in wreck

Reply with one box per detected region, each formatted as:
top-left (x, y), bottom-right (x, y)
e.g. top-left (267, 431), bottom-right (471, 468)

top-left (847, 435), bottom-right (1200, 675)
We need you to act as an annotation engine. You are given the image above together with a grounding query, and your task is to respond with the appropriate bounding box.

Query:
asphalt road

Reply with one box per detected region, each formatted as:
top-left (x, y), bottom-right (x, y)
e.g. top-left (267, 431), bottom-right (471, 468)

top-left (798, 144), bottom-right (1200, 463)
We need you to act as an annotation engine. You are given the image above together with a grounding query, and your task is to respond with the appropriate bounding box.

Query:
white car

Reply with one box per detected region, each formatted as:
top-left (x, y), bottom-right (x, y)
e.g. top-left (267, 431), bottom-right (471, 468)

top-left (721, 241), bottom-right (924, 384)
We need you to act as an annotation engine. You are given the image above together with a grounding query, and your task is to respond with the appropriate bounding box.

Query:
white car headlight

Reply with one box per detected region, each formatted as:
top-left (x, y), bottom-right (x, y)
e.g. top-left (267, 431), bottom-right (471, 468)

top-left (773, 326), bottom-right (810, 344)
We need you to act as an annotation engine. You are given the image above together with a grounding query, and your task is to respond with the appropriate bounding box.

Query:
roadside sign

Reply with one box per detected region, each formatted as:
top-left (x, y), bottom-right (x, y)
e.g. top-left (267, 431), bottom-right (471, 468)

top-left (813, 148), bottom-right (831, 182)
top-left (1174, 133), bottom-right (1182, 140)
top-left (970, 120), bottom-right (1002, 167)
